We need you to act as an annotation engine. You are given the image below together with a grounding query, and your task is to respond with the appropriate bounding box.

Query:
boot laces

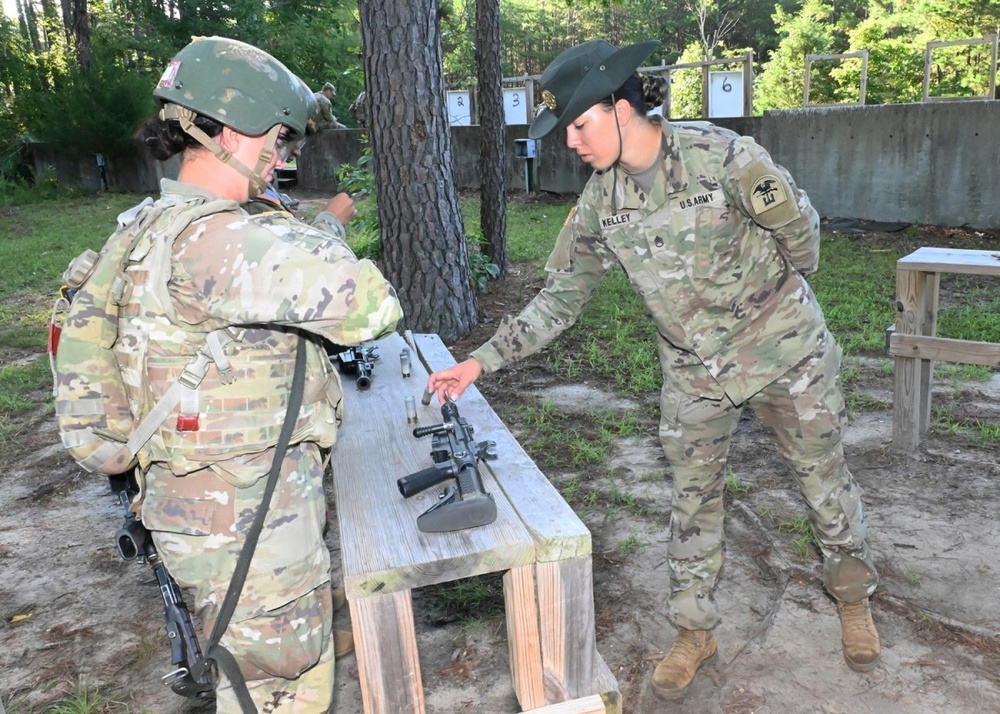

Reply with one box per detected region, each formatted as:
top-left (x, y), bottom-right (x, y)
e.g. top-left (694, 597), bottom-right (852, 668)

top-left (841, 601), bottom-right (874, 637)
top-left (668, 630), bottom-right (709, 660)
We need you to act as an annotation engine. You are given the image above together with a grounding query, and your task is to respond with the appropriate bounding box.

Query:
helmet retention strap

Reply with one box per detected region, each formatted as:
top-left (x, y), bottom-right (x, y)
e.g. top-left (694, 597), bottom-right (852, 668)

top-left (160, 104), bottom-right (271, 196)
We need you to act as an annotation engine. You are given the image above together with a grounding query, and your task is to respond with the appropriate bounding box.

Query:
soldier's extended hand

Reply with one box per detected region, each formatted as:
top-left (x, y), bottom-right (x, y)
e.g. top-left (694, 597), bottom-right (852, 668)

top-left (324, 192), bottom-right (357, 225)
top-left (427, 358), bottom-right (483, 404)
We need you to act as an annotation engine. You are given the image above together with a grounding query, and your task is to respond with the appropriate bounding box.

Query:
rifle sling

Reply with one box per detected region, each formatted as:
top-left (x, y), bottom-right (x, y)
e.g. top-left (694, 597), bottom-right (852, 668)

top-left (190, 336), bottom-right (309, 712)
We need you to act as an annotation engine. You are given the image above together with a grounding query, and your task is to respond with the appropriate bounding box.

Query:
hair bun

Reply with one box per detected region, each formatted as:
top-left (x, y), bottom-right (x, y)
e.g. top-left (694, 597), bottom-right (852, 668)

top-left (640, 74), bottom-right (668, 113)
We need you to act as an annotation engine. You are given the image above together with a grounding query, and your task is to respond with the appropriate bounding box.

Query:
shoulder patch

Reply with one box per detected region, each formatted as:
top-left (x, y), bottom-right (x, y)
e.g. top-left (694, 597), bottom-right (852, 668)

top-left (734, 164), bottom-right (799, 229)
top-left (750, 174), bottom-right (789, 215)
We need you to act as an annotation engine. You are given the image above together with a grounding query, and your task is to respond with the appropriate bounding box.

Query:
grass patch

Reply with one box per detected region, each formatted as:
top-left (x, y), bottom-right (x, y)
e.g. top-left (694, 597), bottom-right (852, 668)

top-left (724, 468), bottom-right (753, 495)
top-left (420, 573), bottom-right (506, 625)
top-left (0, 357), bottom-right (53, 461)
top-left (616, 530), bottom-right (650, 558)
top-left (777, 515), bottom-right (820, 561)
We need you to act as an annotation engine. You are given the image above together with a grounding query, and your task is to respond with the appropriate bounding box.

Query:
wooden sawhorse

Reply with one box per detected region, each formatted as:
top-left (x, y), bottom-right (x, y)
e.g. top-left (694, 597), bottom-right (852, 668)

top-left (332, 331), bottom-right (619, 713)
top-left (890, 247), bottom-right (1000, 449)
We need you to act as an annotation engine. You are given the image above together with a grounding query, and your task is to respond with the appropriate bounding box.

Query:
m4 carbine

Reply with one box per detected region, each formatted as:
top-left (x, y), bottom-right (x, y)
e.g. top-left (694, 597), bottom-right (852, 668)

top-left (397, 398), bottom-right (498, 533)
top-left (110, 473), bottom-right (213, 699)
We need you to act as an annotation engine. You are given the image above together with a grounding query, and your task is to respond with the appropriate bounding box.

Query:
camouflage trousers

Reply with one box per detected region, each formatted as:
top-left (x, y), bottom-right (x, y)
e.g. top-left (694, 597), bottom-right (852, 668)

top-left (143, 443), bottom-right (335, 713)
top-left (658, 337), bottom-right (877, 631)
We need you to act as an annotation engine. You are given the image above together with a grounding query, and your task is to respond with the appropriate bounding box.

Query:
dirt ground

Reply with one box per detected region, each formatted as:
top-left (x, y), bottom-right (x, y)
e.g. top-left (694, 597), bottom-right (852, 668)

top-left (2, 202), bottom-right (999, 714)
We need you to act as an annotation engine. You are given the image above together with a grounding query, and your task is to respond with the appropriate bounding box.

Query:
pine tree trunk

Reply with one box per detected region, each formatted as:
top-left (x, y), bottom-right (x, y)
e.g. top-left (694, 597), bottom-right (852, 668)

top-left (477, 0), bottom-right (508, 278)
top-left (358, 0), bottom-right (478, 343)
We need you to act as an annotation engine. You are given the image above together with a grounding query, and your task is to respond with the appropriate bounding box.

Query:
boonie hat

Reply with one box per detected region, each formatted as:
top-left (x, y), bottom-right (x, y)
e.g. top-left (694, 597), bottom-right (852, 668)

top-left (322, 82), bottom-right (336, 93)
top-left (529, 39), bottom-right (661, 140)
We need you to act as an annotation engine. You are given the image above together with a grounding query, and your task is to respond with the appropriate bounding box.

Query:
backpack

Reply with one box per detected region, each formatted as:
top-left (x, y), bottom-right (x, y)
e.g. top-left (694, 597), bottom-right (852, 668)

top-left (49, 197), bottom-right (239, 475)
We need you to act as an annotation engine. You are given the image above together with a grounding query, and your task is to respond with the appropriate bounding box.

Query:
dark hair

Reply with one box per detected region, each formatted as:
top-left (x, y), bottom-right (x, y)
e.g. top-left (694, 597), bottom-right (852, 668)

top-left (600, 73), bottom-right (668, 116)
top-left (136, 112), bottom-right (225, 161)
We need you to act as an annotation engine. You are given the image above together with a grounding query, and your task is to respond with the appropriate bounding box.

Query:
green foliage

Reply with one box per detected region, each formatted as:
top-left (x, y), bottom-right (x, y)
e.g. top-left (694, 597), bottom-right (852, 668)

top-left (669, 42), bottom-right (707, 120)
top-left (754, 0), bottom-right (848, 111)
top-left (465, 233), bottom-right (502, 292)
top-left (339, 143), bottom-right (499, 292)
top-left (337, 139), bottom-right (381, 260)
top-left (422, 573), bottom-right (506, 623)
top-left (668, 41), bottom-right (754, 120)
top-left (19, 63), bottom-right (155, 159)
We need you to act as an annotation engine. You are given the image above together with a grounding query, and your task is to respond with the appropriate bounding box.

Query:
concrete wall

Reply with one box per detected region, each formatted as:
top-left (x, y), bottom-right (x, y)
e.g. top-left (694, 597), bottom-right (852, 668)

top-left (759, 102), bottom-right (1000, 228)
top-left (30, 102), bottom-right (1000, 229)
top-left (30, 141), bottom-right (178, 193)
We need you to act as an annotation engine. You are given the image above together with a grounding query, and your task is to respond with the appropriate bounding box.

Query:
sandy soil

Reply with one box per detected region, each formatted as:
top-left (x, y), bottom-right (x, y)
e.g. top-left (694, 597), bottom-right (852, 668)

top-left (2, 213), bottom-right (999, 714)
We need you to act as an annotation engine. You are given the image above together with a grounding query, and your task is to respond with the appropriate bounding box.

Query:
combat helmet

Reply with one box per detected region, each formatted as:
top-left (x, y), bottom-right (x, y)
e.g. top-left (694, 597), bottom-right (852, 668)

top-left (154, 36), bottom-right (311, 195)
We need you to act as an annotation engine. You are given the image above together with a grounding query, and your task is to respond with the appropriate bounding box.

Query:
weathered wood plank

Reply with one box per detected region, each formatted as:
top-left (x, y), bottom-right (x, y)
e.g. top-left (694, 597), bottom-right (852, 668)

top-left (918, 272), bottom-right (939, 431)
top-left (896, 247), bottom-right (1000, 275)
top-left (504, 565), bottom-right (546, 710)
top-left (893, 267), bottom-right (924, 449)
top-left (889, 333), bottom-right (1000, 367)
top-left (522, 695), bottom-right (607, 714)
top-left (351, 590), bottom-right (424, 714)
top-left (412, 333), bottom-right (592, 563)
top-left (537, 557), bottom-right (597, 703)
top-left (595, 654), bottom-right (622, 714)
top-left (333, 332), bottom-right (536, 598)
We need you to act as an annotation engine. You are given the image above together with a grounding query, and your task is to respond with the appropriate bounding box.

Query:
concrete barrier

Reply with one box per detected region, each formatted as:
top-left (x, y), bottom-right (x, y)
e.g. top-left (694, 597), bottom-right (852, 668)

top-left (28, 101), bottom-right (1000, 229)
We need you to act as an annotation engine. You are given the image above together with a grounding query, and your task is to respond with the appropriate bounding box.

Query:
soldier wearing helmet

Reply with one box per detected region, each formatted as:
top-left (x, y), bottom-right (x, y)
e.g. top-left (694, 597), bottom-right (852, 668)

top-left (311, 81), bottom-right (347, 131)
top-left (127, 36), bottom-right (402, 712)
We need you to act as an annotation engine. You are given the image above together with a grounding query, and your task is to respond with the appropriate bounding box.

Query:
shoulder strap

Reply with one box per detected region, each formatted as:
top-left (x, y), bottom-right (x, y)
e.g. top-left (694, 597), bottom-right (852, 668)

top-left (189, 336), bottom-right (309, 712)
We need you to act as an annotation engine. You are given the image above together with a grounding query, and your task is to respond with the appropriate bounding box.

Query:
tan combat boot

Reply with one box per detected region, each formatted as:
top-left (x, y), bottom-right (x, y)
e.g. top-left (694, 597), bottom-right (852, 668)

top-left (334, 629), bottom-right (355, 658)
top-left (332, 589), bottom-right (355, 658)
top-left (837, 598), bottom-right (880, 672)
top-left (651, 628), bottom-right (717, 700)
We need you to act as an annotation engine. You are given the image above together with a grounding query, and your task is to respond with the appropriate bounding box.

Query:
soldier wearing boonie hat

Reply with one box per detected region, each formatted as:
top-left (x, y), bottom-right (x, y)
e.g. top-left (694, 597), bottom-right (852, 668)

top-left (123, 36), bottom-right (402, 712)
top-left (428, 37), bottom-right (880, 701)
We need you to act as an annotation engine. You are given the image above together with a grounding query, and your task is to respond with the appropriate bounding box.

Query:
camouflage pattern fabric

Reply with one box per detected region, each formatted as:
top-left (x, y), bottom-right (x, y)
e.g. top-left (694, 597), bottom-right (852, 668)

top-left (145, 444), bottom-right (336, 712)
top-left (311, 91), bottom-right (345, 131)
top-left (348, 91), bottom-right (368, 128)
top-left (115, 179), bottom-right (400, 478)
top-left (471, 120), bottom-right (825, 405)
top-left (469, 119), bottom-right (876, 628)
top-left (660, 333), bottom-right (875, 630)
top-left (115, 178), bottom-right (400, 707)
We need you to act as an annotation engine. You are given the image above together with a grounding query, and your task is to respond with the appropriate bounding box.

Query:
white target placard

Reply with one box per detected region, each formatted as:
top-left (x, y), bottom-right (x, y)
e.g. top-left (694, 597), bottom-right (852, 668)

top-left (503, 87), bottom-right (530, 125)
top-left (447, 90), bottom-right (472, 126)
top-left (708, 71), bottom-right (744, 118)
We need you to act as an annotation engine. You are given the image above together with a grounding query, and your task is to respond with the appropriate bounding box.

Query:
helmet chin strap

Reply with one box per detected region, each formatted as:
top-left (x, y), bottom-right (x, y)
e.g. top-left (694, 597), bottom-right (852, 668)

top-left (160, 104), bottom-right (279, 197)
top-left (610, 93), bottom-right (624, 216)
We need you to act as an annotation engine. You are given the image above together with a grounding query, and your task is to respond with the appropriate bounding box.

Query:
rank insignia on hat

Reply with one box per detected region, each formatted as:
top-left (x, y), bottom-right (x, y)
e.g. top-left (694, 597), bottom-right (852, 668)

top-left (542, 90), bottom-right (557, 110)
top-left (750, 174), bottom-right (788, 215)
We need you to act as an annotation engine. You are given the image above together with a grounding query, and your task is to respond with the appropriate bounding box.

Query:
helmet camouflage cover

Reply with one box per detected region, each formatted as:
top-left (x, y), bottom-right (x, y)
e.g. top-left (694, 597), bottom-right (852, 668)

top-left (154, 36), bottom-right (311, 137)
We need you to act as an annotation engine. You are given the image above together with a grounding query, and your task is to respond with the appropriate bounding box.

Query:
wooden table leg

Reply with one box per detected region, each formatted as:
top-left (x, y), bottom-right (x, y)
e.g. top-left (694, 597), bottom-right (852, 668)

top-left (505, 564), bottom-right (546, 710)
top-left (536, 557), bottom-right (597, 703)
top-left (918, 272), bottom-right (939, 432)
top-left (350, 590), bottom-right (425, 714)
top-left (894, 267), bottom-right (926, 450)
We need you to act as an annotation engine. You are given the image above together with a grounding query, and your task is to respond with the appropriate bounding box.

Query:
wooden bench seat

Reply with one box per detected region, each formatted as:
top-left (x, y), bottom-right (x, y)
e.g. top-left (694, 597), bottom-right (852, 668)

top-left (331, 331), bottom-right (620, 713)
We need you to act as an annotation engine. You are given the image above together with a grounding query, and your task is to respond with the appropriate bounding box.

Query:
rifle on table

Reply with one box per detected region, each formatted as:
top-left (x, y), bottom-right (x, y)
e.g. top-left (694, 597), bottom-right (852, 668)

top-left (397, 398), bottom-right (498, 533)
top-left (332, 344), bottom-right (378, 391)
top-left (110, 473), bottom-right (214, 699)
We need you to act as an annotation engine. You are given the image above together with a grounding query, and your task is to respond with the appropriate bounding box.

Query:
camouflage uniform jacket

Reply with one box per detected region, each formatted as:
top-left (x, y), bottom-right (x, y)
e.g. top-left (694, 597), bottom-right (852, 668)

top-left (471, 120), bottom-right (827, 404)
top-left (114, 179), bottom-right (402, 480)
top-left (311, 91), bottom-right (343, 130)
